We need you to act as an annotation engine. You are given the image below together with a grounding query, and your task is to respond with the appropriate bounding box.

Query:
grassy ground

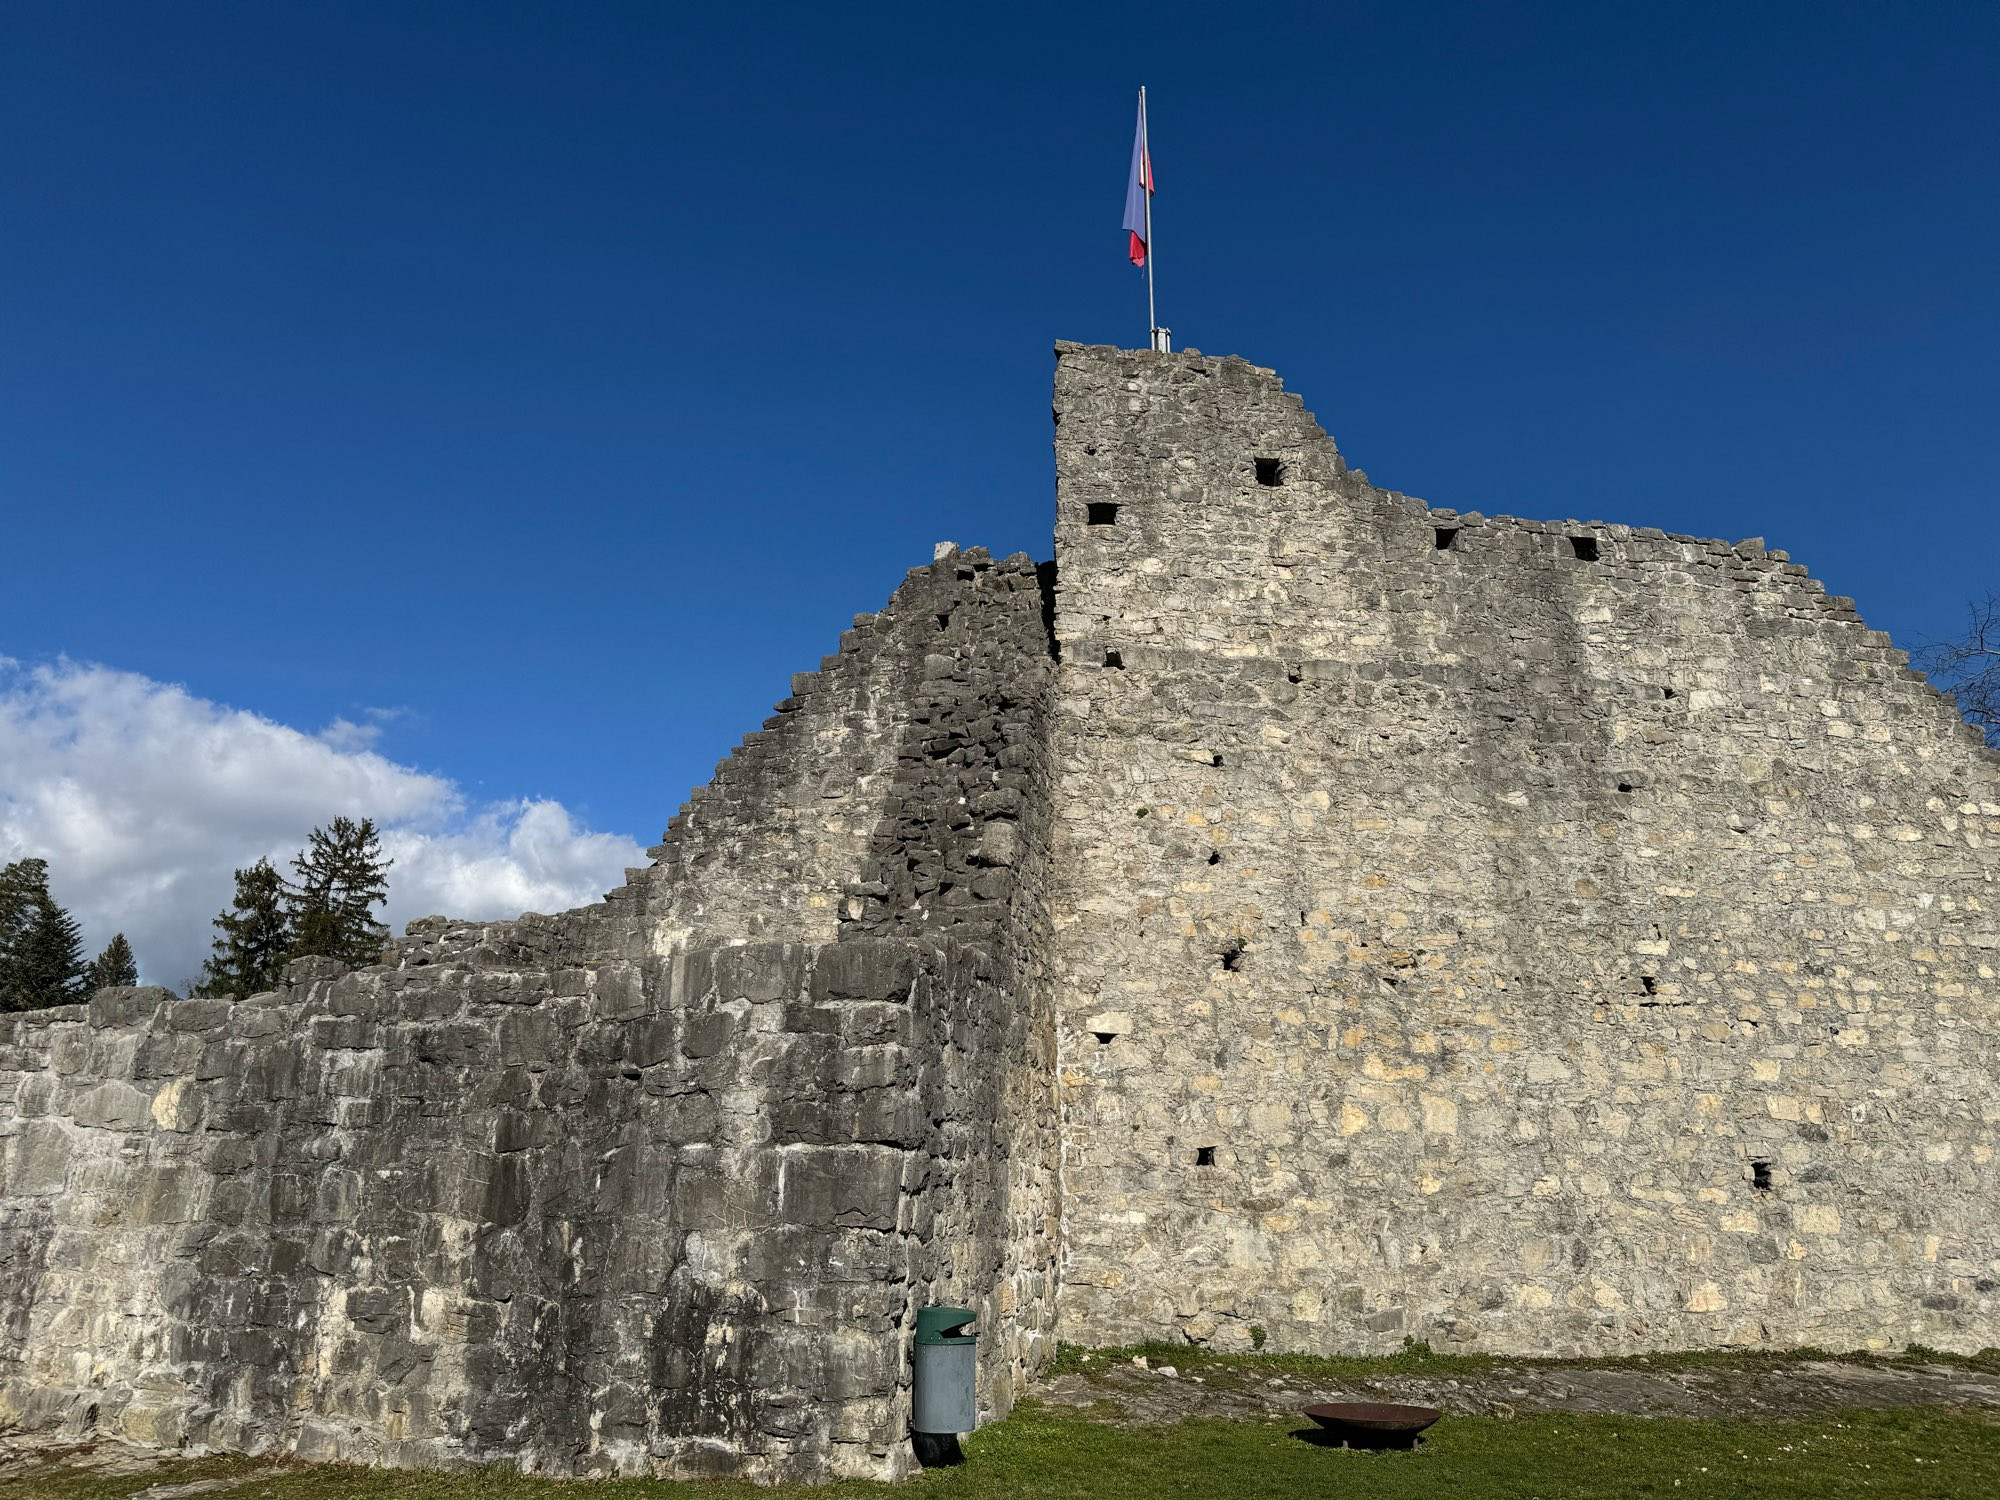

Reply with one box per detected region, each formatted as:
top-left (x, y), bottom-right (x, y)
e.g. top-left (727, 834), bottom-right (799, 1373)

top-left (7, 1402), bottom-right (1999, 1500)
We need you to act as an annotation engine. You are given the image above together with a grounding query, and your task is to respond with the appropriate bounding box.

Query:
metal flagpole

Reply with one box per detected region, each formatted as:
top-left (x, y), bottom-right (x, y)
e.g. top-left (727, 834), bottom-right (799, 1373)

top-left (1140, 86), bottom-right (1162, 351)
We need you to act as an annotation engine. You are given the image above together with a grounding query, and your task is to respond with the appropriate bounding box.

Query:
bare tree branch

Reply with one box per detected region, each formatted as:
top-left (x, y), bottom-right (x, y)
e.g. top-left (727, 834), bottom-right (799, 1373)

top-left (1914, 593), bottom-right (2000, 748)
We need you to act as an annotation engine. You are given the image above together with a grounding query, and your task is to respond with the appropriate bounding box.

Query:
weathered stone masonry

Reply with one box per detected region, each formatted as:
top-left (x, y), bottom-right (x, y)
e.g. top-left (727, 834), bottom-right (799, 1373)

top-left (0, 549), bottom-right (1060, 1482)
top-left (2, 343), bottom-right (1995, 1481)
top-left (1046, 343), bottom-right (2000, 1360)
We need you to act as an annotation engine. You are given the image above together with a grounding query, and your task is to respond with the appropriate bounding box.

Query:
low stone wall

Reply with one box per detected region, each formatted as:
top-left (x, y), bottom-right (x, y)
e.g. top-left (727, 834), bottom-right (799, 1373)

top-left (0, 927), bottom-right (1054, 1481)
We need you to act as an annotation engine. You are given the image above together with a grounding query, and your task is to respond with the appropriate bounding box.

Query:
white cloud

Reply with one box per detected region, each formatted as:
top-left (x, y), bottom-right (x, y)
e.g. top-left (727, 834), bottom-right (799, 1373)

top-left (380, 801), bottom-right (645, 925)
top-left (0, 658), bottom-right (647, 989)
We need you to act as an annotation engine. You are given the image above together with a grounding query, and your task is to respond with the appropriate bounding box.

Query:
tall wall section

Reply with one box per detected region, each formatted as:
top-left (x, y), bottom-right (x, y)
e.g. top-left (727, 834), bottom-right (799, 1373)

top-left (0, 548), bottom-right (1061, 1482)
top-left (1046, 342), bottom-right (2000, 1358)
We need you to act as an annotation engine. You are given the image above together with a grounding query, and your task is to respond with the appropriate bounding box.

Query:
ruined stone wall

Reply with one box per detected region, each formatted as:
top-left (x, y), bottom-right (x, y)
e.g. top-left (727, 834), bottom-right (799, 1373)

top-left (623, 583), bottom-right (917, 947)
top-left (0, 937), bottom-right (1035, 1479)
top-left (0, 549), bottom-right (1061, 1482)
top-left (1047, 342), bottom-right (2000, 1359)
top-left (8, 340), bottom-right (1992, 1484)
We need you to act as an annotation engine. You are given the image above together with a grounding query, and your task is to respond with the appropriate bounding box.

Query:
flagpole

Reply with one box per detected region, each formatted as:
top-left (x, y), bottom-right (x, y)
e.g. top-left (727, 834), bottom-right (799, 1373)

top-left (1140, 86), bottom-right (1158, 349)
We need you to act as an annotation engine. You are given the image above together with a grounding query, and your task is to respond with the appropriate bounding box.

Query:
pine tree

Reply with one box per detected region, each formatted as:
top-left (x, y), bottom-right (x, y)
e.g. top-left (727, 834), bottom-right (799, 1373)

top-left (285, 817), bottom-right (391, 969)
top-left (201, 858), bottom-right (292, 999)
top-left (83, 932), bottom-right (140, 993)
top-left (16, 900), bottom-right (83, 1009)
top-left (0, 860), bottom-right (38, 1011)
top-left (0, 858), bottom-right (86, 1011)
top-left (0, 859), bottom-right (35, 963)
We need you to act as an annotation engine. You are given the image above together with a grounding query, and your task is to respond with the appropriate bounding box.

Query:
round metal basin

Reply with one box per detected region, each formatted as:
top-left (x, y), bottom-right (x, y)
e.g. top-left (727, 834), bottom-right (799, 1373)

top-left (1301, 1401), bottom-right (1441, 1448)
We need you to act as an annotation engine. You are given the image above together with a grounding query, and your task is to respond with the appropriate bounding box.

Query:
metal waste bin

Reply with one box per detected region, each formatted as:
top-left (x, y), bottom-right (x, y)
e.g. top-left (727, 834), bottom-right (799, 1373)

top-left (912, 1305), bottom-right (977, 1434)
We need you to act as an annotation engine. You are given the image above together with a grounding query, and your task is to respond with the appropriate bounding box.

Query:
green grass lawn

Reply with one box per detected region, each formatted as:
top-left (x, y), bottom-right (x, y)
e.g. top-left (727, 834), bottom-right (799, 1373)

top-left (8, 1403), bottom-right (1998, 1500)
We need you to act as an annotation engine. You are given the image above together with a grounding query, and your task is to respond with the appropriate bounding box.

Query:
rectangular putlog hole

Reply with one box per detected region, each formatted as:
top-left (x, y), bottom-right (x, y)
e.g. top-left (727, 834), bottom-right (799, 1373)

top-left (1434, 526), bottom-right (1460, 551)
top-left (1195, 1146), bottom-right (1217, 1167)
top-left (1751, 1160), bottom-right (1773, 1192)
top-left (1087, 502), bottom-right (1120, 527)
top-left (1569, 535), bottom-right (1600, 562)
top-left (1254, 457), bottom-right (1284, 487)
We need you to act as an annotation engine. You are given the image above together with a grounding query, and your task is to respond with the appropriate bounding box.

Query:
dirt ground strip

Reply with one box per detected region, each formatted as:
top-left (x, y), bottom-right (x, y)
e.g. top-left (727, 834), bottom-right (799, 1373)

top-left (0, 1436), bottom-right (183, 1482)
top-left (1035, 1356), bottom-right (2000, 1427)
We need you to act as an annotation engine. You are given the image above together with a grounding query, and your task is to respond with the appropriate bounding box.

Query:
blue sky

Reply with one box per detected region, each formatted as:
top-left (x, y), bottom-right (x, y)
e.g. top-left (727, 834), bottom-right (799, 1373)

top-left (3, 2), bottom-right (1997, 976)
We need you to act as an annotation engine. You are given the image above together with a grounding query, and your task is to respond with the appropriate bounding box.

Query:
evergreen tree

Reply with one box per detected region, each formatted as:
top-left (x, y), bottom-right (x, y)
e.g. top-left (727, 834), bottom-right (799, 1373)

top-left (83, 932), bottom-right (140, 993)
top-left (286, 817), bottom-right (391, 968)
top-left (0, 860), bottom-right (38, 1012)
top-left (201, 858), bottom-right (292, 999)
top-left (0, 859), bottom-right (36, 963)
top-left (0, 858), bottom-right (86, 1011)
top-left (16, 900), bottom-right (83, 1008)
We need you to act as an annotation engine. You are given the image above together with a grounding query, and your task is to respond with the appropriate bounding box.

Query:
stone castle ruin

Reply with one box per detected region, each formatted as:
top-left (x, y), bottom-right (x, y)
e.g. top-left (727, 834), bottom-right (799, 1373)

top-left (3, 344), bottom-right (1996, 1481)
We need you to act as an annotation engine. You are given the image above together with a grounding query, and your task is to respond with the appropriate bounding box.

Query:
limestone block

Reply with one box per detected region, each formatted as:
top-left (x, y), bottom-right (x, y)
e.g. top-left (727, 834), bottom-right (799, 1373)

top-left (777, 1145), bottom-right (904, 1231)
top-left (68, 1080), bottom-right (151, 1131)
top-left (3, 1118), bottom-right (72, 1193)
top-left (811, 942), bottom-right (917, 1003)
top-left (972, 822), bottom-right (1021, 868)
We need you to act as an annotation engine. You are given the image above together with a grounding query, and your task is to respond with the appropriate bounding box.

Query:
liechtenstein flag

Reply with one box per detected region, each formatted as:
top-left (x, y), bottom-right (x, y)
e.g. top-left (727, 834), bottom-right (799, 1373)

top-left (1123, 95), bottom-right (1153, 267)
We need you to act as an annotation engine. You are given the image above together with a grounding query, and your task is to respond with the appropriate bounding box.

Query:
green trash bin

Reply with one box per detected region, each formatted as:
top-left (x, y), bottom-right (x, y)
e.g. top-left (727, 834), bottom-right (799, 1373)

top-left (913, 1305), bottom-right (977, 1434)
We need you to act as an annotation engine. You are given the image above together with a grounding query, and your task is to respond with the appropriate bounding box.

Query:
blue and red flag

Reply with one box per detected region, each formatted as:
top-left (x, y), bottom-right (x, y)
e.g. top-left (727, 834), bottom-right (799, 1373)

top-left (1123, 95), bottom-right (1154, 267)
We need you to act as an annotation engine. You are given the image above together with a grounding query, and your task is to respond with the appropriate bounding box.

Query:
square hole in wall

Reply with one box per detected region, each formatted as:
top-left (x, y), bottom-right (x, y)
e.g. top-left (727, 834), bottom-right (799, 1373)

top-left (1255, 457), bottom-right (1284, 487)
top-left (1195, 1146), bottom-right (1217, 1167)
top-left (1569, 535), bottom-right (1600, 561)
top-left (1104, 649), bottom-right (1124, 669)
top-left (1751, 1160), bottom-right (1773, 1192)
top-left (1435, 527), bottom-right (1460, 551)
top-left (1087, 502), bottom-right (1120, 527)
top-left (1219, 941), bottom-right (1246, 973)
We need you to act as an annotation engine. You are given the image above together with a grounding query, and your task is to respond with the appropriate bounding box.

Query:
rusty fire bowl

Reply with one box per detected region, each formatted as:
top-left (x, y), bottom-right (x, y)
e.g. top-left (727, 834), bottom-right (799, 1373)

top-left (1300, 1402), bottom-right (1441, 1449)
